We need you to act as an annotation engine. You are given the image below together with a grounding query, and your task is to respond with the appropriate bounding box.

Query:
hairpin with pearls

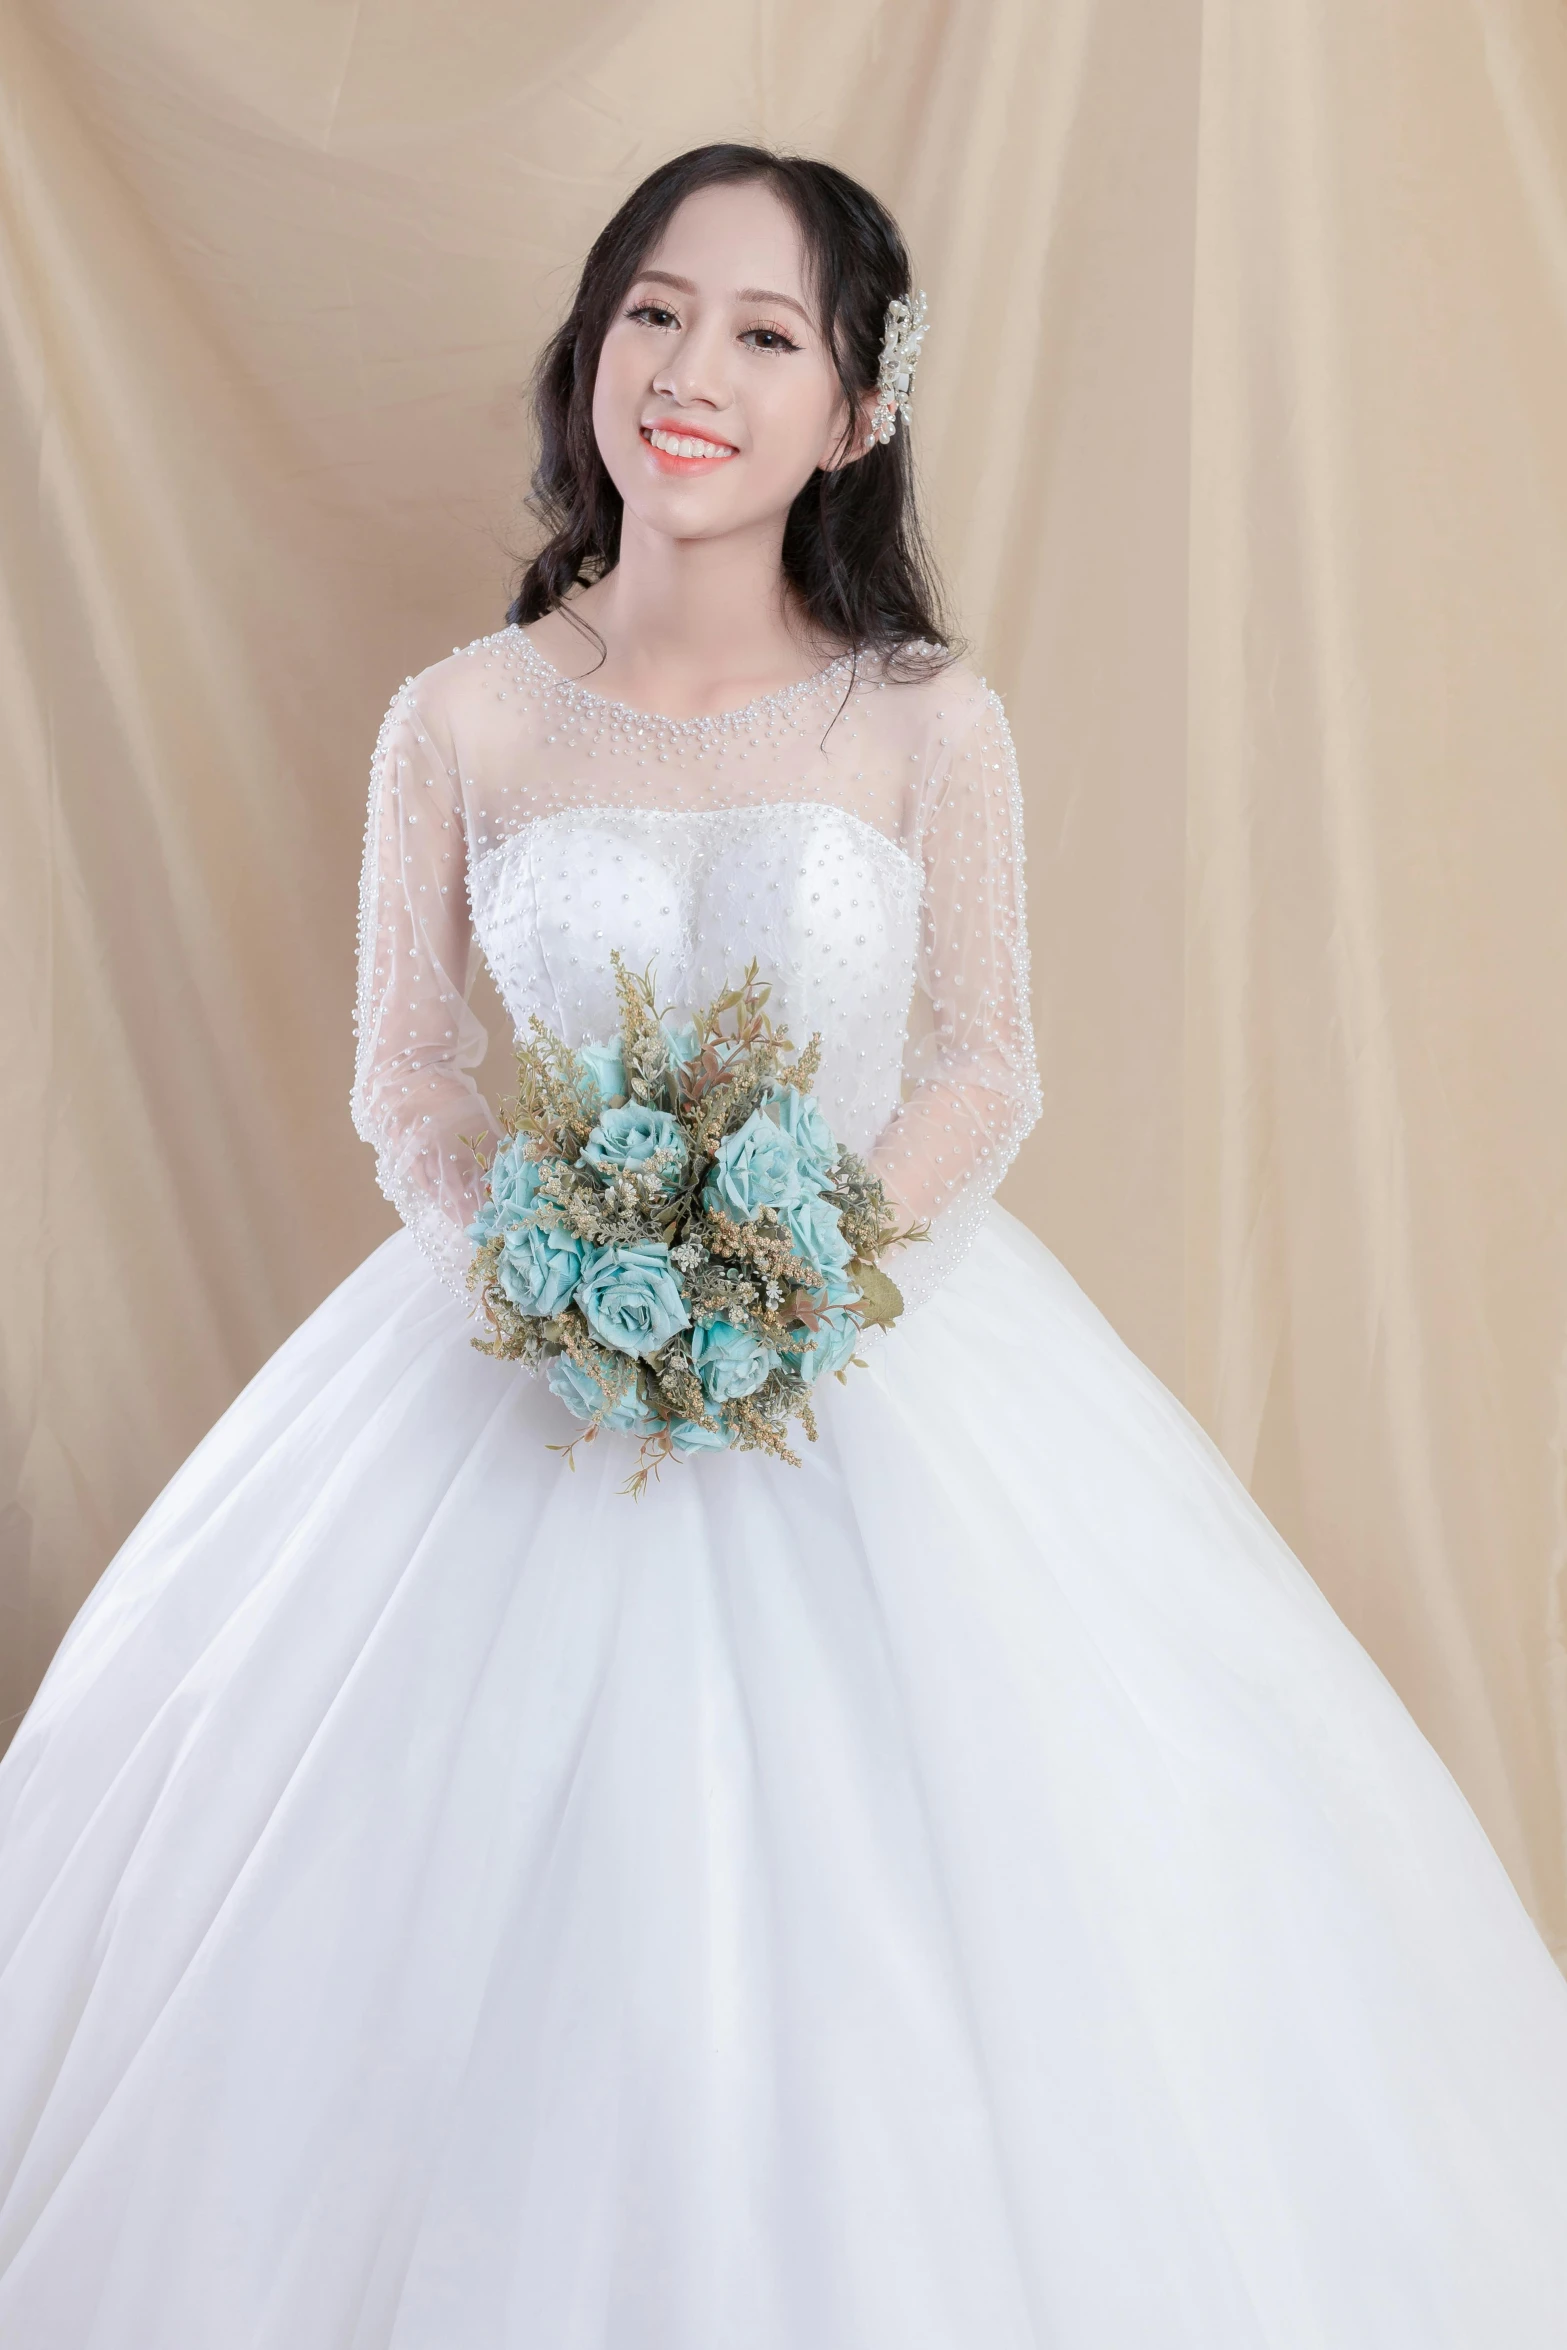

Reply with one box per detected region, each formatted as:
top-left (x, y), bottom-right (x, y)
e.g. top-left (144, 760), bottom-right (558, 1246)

top-left (867, 291), bottom-right (930, 447)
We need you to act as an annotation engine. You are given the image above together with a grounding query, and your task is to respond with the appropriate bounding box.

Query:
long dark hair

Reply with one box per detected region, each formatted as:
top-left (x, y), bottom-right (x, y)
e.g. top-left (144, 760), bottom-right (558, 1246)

top-left (507, 144), bottom-right (953, 672)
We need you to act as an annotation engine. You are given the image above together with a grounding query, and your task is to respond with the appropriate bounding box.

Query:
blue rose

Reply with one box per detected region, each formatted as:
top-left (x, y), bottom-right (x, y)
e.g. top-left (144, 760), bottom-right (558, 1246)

top-left (789, 1306), bottom-right (861, 1384)
top-left (663, 1018), bottom-right (746, 1085)
top-left (661, 1017), bottom-right (703, 1071)
top-left (767, 1086), bottom-right (838, 1181)
top-left (576, 1241), bottom-right (691, 1359)
top-left (780, 1194), bottom-right (853, 1283)
top-left (466, 1137), bottom-right (544, 1247)
top-left (547, 1353), bottom-right (659, 1433)
top-left (691, 1316), bottom-right (778, 1404)
top-left (575, 1038), bottom-right (627, 1109)
top-left (582, 1102), bottom-right (689, 1192)
top-left (703, 1110), bottom-right (822, 1223)
top-left (668, 1416), bottom-right (731, 1458)
top-left (497, 1218), bottom-right (584, 1319)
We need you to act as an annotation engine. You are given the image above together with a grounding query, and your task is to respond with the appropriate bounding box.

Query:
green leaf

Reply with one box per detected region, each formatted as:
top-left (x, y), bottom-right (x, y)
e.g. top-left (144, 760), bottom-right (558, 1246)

top-left (848, 1259), bottom-right (904, 1330)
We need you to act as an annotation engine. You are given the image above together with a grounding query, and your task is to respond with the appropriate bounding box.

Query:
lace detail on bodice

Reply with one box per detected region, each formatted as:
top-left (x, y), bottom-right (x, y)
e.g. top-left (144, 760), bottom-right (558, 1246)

top-left (351, 626), bottom-right (1041, 1312)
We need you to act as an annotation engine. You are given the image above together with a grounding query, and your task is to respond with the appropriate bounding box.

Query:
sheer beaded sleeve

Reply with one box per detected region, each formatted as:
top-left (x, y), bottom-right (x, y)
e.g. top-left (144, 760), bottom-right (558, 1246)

top-left (350, 680), bottom-right (500, 1300)
top-left (872, 683), bottom-right (1042, 1300)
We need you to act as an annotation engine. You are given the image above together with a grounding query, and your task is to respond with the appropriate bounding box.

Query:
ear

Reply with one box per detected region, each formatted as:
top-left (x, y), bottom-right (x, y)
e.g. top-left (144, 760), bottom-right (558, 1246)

top-left (817, 387), bottom-right (879, 474)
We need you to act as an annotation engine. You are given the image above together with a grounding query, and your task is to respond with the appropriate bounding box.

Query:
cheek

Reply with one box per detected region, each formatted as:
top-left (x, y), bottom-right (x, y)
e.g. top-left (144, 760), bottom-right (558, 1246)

top-left (748, 367), bottom-right (844, 481)
top-left (591, 333), bottom-right (646, 451)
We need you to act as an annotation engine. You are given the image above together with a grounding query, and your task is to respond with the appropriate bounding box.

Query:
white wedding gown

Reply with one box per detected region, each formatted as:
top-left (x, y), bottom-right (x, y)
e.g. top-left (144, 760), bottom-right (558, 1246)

top-left (3, 628), bottom-right (1566, 2348)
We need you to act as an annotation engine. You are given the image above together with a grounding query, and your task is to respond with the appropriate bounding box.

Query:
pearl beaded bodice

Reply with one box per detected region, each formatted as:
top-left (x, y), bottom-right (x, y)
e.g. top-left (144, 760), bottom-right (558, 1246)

top-left (470, 800), bottom-right (922, 1160)
top-left (351, 627), bottom-right (1040, 1311)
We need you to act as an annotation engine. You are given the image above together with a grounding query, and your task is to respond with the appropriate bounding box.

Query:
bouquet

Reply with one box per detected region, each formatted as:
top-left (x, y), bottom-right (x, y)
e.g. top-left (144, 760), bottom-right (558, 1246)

top-left (463, 955), bottom-right (918, 1493)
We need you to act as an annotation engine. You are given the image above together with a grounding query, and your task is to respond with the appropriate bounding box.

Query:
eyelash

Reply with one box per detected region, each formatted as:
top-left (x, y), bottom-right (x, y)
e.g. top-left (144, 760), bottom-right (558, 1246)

top-left (623, 302), bottom-right (800, 355)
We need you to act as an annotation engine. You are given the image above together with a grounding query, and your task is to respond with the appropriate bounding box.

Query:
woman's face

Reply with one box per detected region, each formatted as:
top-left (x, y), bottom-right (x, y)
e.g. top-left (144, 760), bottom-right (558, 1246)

top-left (592, 180), bottom-right (858, 549)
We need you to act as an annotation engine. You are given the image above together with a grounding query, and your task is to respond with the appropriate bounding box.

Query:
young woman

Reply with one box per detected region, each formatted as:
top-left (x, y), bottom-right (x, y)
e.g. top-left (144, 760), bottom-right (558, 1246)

top-left (2, 143), bottom-right (1566, 2349)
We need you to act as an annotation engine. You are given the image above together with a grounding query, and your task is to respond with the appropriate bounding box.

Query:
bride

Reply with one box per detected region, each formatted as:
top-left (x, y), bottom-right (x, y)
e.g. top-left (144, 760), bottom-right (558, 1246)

top-left (3, 142), bottom-right (1565, 2348)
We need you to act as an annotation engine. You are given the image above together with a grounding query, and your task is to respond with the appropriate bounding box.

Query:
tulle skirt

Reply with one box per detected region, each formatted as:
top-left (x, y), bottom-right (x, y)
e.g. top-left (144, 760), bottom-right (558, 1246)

top-left (2, 1208), bottom-right (1565, 2348)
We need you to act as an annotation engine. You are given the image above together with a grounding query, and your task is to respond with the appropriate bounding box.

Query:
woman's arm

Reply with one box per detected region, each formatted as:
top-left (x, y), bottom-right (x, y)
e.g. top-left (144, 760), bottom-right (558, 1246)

top-left (871, 683), bottom-right (1042, 1290)
top-left (350, 678), bottom-right (501, 1298)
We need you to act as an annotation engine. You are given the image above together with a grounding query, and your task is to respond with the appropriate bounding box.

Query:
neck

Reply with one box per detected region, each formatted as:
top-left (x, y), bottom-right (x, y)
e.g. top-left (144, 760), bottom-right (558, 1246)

top-left (570, 508), bottom-right (831, 716)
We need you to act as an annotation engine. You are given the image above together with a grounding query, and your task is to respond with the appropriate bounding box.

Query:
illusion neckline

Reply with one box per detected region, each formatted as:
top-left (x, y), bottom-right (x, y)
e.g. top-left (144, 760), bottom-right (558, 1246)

top-left (509, 626), bottom-right (859, 738)
top-left (466, 793), bottom-right (927, 897)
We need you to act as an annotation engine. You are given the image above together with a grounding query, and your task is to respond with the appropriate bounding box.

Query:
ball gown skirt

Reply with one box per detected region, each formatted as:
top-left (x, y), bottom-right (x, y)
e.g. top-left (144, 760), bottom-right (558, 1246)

top-left (1, 1203), bottom-right (1565, 2349)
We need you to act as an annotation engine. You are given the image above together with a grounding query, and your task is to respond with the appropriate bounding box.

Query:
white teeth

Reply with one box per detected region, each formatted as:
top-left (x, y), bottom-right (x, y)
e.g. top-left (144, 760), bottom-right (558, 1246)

top-left (647, 427), bottom-right (734, 460)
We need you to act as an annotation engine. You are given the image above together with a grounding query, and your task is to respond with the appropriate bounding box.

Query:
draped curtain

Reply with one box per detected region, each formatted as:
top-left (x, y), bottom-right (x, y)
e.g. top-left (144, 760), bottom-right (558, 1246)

top-left (3, 0), bottom-right (1565, 1962)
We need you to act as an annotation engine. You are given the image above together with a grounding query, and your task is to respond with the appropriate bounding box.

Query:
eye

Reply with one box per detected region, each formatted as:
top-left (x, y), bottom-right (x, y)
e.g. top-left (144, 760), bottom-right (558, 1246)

top-left (625, 301), bottom-right (680, 331)
top-left (741, 323), bottom-right (801, 354)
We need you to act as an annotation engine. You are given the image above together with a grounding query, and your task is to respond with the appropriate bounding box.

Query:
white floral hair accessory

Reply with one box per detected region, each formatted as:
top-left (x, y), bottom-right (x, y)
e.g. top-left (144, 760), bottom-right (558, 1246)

top-left (867, 290), bottom-right (929, 447)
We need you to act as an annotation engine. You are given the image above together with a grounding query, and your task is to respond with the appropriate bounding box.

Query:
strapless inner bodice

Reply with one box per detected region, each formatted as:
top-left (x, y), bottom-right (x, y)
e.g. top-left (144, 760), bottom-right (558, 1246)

top-left (469, 803), bottom-right (923, 1158)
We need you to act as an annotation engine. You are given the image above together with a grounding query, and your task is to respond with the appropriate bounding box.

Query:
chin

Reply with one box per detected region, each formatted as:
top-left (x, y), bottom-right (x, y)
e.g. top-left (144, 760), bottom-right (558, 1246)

top-left (618, 479), bottom-right (781, 545)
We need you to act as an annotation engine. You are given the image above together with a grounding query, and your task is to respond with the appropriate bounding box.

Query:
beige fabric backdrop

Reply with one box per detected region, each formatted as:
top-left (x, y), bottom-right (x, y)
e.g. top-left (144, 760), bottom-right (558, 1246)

top-left (3, 0), bottom-right (1566, 1961)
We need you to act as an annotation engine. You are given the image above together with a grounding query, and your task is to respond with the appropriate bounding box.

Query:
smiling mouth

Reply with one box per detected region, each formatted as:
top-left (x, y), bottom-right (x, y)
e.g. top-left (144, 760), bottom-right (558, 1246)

top-left (642, 425), bottom-right (738, 467)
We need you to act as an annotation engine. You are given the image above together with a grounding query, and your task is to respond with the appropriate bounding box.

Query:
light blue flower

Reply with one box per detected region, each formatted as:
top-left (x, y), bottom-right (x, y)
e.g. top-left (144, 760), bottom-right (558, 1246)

top-left (703, 1110), bottom-right (822, 1223)
top-left (497, 1219), bottom-right (584, 1319)
top-left (668, 1416), bottom-right (731, 1458)
top-left (576, 1241), bottom-right (691, 1360)
top-left (547, 1353), bottom-right (659, 1433)
top-left (575, 1038), bottom-right (627, 1109)
top-left (767, 1086), bottom-right (838, 1181)
top-left (661, 1017), bottom-right (703, 1071)
top-left (466, 1137), bottom-right (544, 1247)
top-left (664, 1017), bottom-right (747, 1086)
top-left (691, 1316), bottom-right (778, 1404)
top-left (582, 1102), bottom-right (689, 1192)
top-left (780, 1194), bottom-right (854, 1283)
top-left (788, 1306), bottom-right (861, 1384)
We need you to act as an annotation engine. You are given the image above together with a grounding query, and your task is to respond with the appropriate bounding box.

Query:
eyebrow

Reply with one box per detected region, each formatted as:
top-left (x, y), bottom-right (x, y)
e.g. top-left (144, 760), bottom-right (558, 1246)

top-left (631, 268), bottom-right (814, 326)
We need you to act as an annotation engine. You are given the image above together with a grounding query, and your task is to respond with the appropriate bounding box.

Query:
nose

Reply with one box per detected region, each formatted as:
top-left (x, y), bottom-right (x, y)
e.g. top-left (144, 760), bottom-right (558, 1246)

top-left (650, 312), bottom-right (730, 411)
